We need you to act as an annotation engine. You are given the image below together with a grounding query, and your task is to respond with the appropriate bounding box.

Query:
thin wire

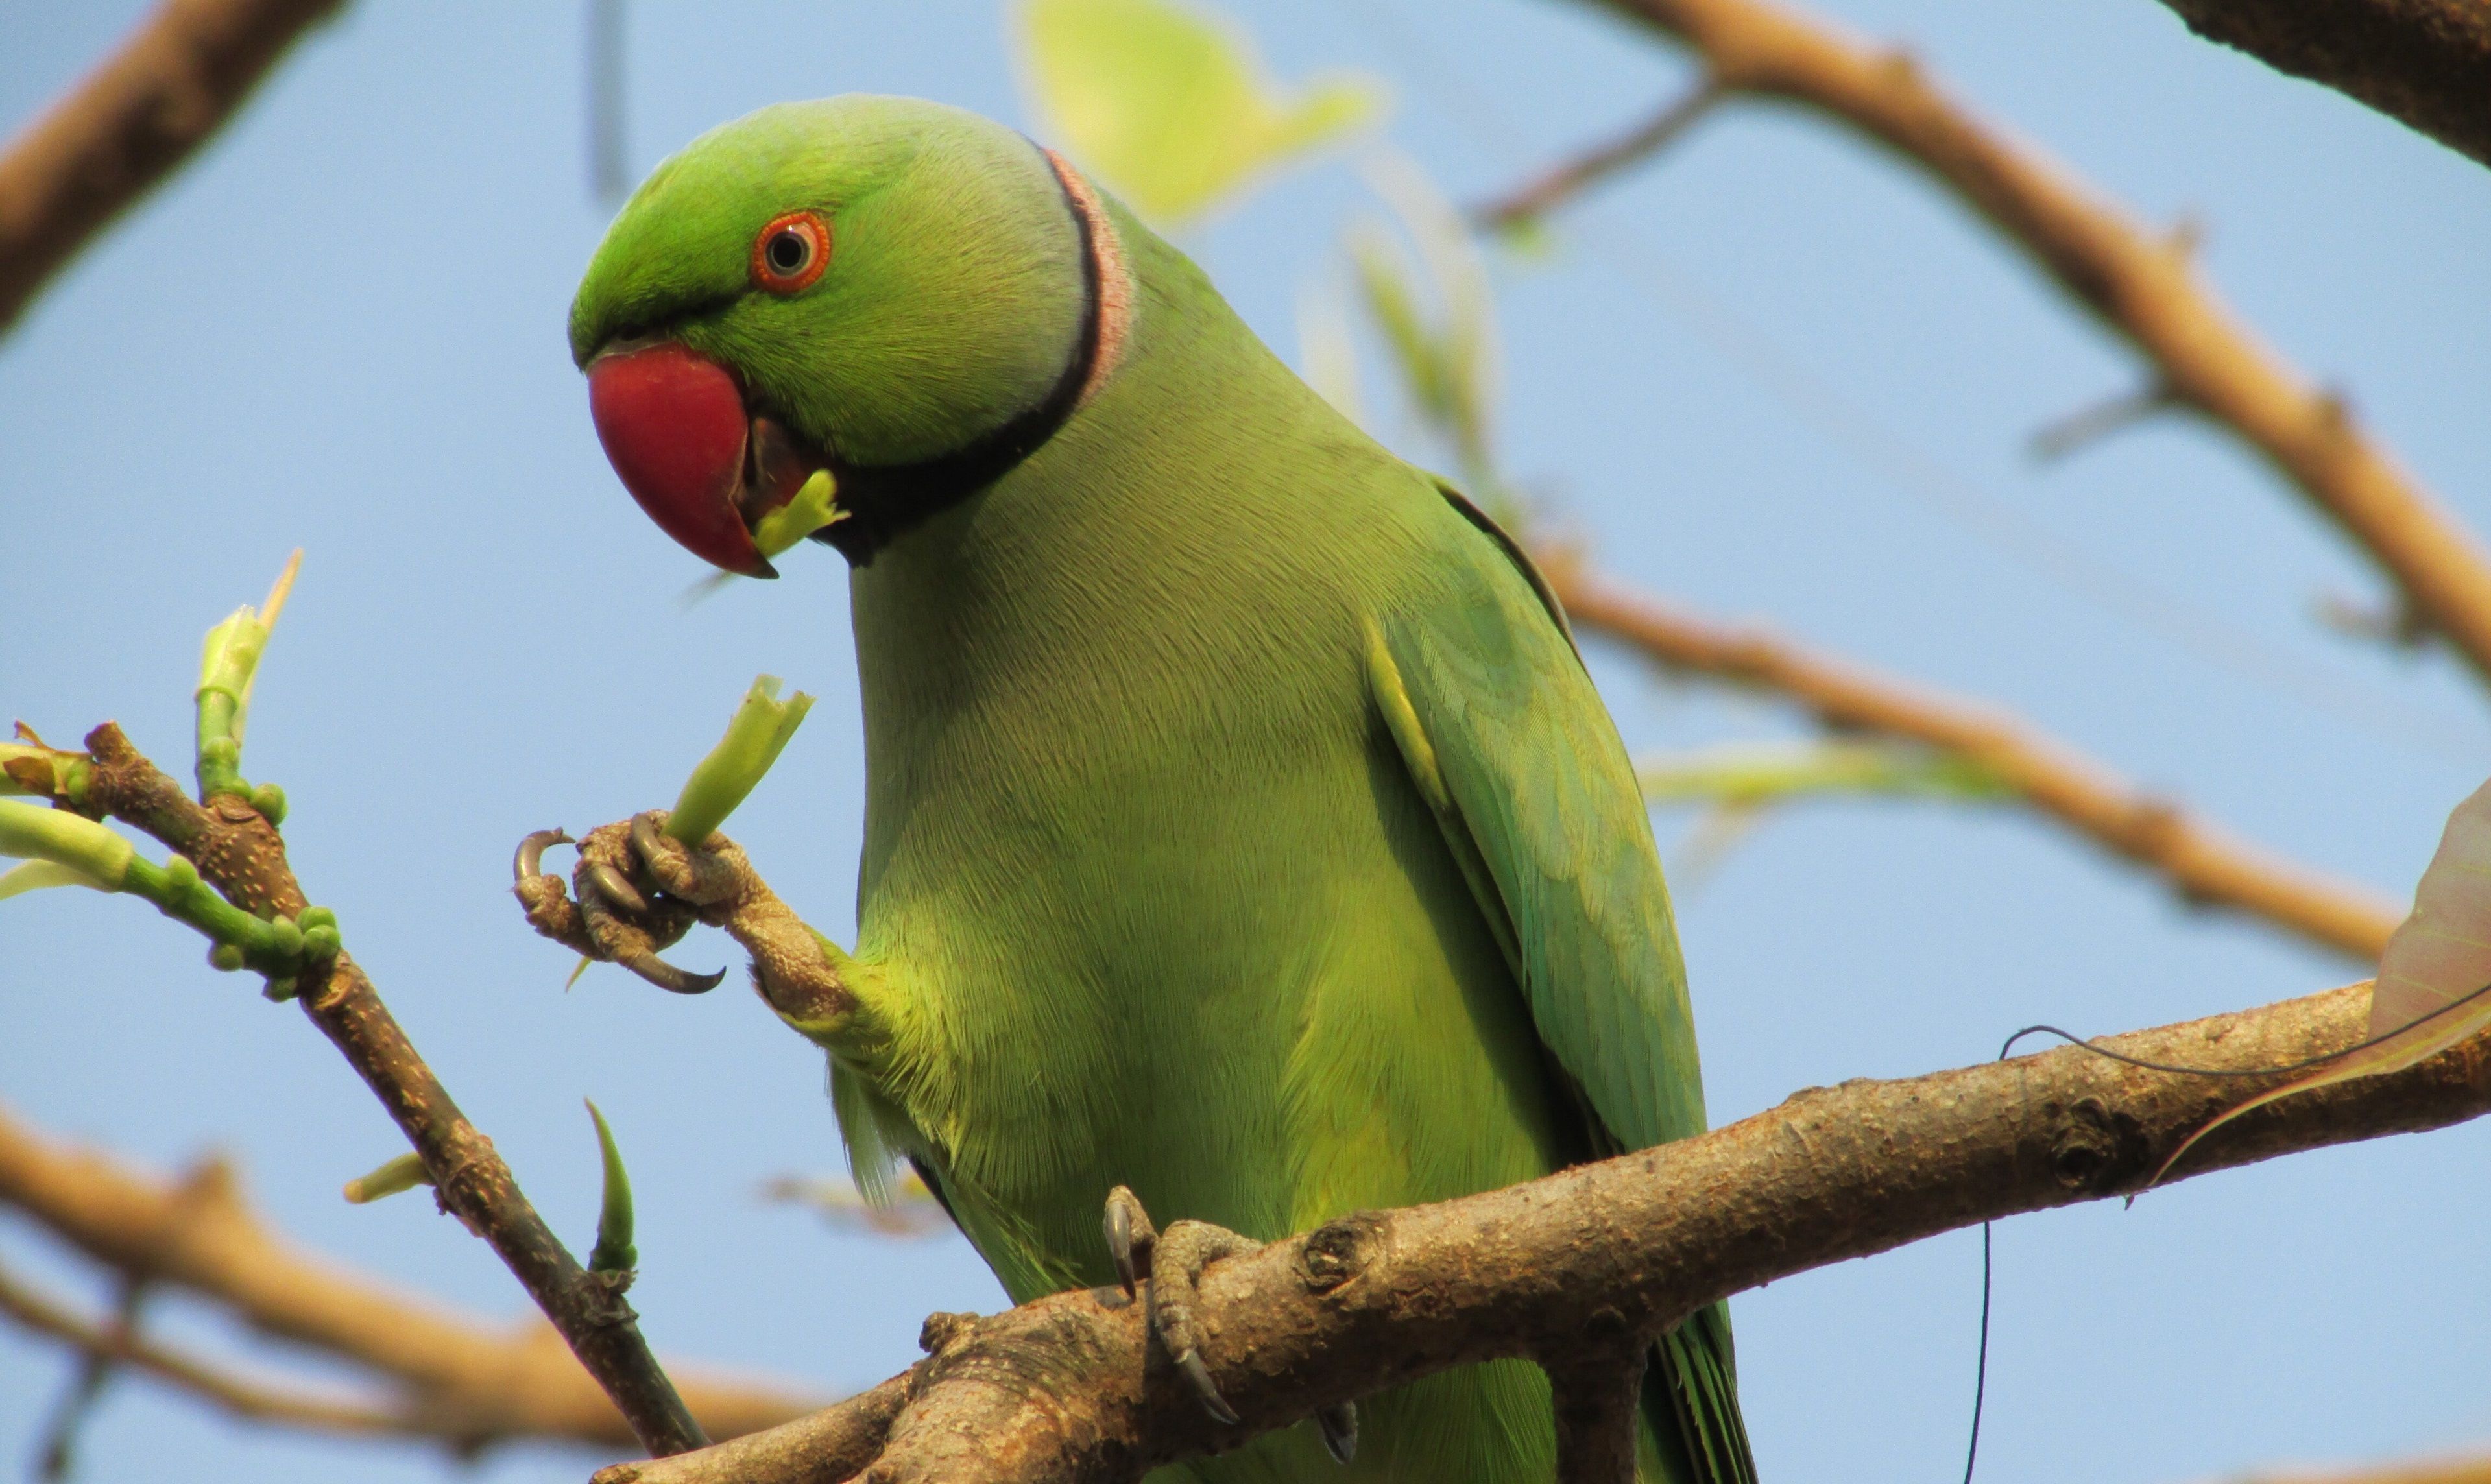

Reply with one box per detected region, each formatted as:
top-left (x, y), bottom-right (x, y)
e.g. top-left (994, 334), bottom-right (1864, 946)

top-left (1962, 1220), bottom-right (1989, 1484)
top-left (1963, 977), bottom-right (2490, 1481)
top-left (1995, 977), bottom-right (2491, 1075)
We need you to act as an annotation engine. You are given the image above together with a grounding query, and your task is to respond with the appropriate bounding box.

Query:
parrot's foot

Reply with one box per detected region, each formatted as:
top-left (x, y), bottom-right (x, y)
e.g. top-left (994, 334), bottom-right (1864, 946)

top-left (511, 812), bottom-right (853, 1018)
top-left (1100, 1186), bottom-right (1358, 1462)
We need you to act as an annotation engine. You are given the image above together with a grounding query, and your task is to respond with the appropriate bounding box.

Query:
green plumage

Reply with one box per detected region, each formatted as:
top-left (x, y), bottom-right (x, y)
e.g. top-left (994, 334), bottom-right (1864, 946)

top-left (575, 96), bottom-right (1753, 1484)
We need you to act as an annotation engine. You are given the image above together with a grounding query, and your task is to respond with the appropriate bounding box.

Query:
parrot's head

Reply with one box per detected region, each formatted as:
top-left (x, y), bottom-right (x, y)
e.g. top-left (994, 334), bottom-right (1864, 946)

top-left (569, 95), bottom-right (1116, 575)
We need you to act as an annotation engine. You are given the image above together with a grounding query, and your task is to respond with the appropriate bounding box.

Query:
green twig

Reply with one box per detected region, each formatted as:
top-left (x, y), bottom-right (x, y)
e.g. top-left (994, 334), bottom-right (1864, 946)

top-left (193, 549), bottom-right (298, 811)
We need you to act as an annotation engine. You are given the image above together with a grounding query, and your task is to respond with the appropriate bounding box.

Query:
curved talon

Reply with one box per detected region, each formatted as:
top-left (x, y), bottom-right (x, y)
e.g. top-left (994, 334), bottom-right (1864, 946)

top-left (619, 953), bottom-right (725, 996)
top-left (630, 810), bottom-right (672, 865)
top-left (584, 860), bottom-right (651, 915)
top-left (1316, 1403), bottom-right (1357, 1465)
top-left (514, 828), bottom-right (573, 882)
top-left (1177, 1349), bottom-right (1240, 1426)
top-left (1103, 1186), bottom-right (1161, 1299)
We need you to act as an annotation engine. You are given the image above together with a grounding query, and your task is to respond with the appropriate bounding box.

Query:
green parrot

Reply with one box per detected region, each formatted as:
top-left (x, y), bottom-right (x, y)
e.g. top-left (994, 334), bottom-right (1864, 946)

top-left (526, 94), bottom-right (1755, 1484)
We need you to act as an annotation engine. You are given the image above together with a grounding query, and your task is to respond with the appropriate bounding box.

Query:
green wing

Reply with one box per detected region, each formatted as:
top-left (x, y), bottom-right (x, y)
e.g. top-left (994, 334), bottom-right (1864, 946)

top-left (1366, 484), bottom-right (1757, 1484)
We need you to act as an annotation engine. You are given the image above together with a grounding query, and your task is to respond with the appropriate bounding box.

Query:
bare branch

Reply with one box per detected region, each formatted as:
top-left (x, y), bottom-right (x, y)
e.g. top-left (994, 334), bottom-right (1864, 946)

top-left (0, 1256), bottom-right (409, 1442)
top-left (1472, 77), bottom-right (1725, 230)
top-left (2153, 0), bottom-right (2491, 169)
top-left (2241, 1459), bottom-right (2491, 1484)
top-left (0, 1097), bottom-right (824, 1452)
top-left (601, 979), bottom-right (2491, 1484)
top-left (1540, 556), bottom-right (2405, 961)
top-left (1570, 0), bottom-right (2491, 693)
top-left (0, 0), bottom-right (343, 334)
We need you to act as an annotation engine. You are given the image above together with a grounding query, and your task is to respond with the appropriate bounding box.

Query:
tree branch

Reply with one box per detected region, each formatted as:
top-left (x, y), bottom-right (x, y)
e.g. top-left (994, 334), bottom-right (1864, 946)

top-left (0, 1255), bottom-right (410, 1442)
top-left (0, 0), bottom-right (344, 335)
top-left (1472, 77), bottom-right (1725, 230)
top-left (2152, 0), bottom-right (2491, 169)
top-left (62, 721), bottom-right (708, 1454)
top-left (1563, 0), bottom-right (2491, 691)
top-left (597, 978), bottom-right (2491, 1484)
top-left (0, 1097), bottom-right (823, 1452)
top-left (1541, 556), bottom-right (2403, 960)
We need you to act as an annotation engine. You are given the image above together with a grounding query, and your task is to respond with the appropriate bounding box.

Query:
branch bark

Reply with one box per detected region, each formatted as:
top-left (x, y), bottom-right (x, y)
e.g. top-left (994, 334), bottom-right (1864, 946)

top-left (1565, 0), bottom-right (2491, 693)
top-left (598, 978), bottom-right (2491, 1484)
top-left (67, 722), bottom-right (708, 1455)
top-left (1542, 555), bottom-right (2404, 961)
top-left (0, 0), bottom-right (343, 334)
top-left (2153, 0), bottom-right (2491, 169)
top-left (0, 1097), bottom-right (823, 1452)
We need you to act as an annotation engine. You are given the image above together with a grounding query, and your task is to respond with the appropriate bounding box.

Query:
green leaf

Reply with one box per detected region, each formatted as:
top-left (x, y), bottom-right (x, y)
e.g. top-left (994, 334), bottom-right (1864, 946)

top-left (0, 859), bottom-right (115, 900)
top-left (1018, 0), bottom-right (1383, 223)
top-left (1342, 154), bottom-right (1504, 510)
top-left (586, 1100), bottom-right (636, 1274)
top-left (1636, 740), bottom-right (2015, 809)
top-left (667, 675), bottom-right (814, 846)
top-left (2153, 775), bottom-right (2491, 1181)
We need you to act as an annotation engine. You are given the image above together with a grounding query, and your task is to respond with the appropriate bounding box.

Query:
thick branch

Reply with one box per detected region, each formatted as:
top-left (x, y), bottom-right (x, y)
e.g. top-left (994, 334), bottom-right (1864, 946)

top-left (74, 722), bottom-right (707, 1454)
top-left (0, 1097), bottom-right (821, 1451)
top-left (605, 979), bottom-right (2491, 1484)
top-left (2154, 0), bottom-right (2491, 169)
top-left (1569, 0), bottom-right (2491, 691)
top-left (0, 0), bottom-right (342, 334)
top-left (1543, 556), bottom-right (2403, 961)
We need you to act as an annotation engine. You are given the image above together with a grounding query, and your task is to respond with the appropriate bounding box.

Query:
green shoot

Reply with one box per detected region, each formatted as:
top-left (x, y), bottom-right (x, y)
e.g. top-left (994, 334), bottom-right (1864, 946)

top-left (585, 1100), bottom-right (637, 1275)
top-left (666, 676), bottom-right (814, 846)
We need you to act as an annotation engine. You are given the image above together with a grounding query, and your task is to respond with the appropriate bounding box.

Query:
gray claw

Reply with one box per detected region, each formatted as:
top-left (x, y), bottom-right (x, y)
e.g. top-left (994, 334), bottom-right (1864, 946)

top-left (584, 861), bottom-right (651, 915)
top-left (620, 953), bottom-right (725, 996)
top-left (514, 828), bottom-right (573, 881)
top-left (1107, 1195), bottom-right (1137, 1295)
top-left (1317, 1403), bottom-right (1357, 1465)
top-left (630, 811), bottom-right (672, 868)
top-left (1177, 1348), bottom-right (1240, 1426)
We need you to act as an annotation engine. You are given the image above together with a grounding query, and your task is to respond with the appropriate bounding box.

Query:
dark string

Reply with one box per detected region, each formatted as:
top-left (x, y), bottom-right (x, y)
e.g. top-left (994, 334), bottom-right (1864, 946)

top-left (1962, 977), bottom-right (2491, 1484)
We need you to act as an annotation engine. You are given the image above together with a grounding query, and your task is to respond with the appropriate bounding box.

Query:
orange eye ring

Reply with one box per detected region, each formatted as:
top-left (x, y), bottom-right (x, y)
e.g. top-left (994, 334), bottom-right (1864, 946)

top-left (751, 211), bottom-right (830, 294)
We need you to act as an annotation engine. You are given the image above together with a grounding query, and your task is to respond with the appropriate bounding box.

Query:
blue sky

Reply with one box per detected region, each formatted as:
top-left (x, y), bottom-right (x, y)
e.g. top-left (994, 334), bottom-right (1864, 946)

top-left (5, 3), bottom-right (2489, 1481)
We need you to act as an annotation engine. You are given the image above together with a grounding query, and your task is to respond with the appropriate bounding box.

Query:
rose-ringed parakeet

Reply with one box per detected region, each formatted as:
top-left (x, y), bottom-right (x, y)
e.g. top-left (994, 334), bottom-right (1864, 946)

top-left (524, 95), bottom-right (1755, 1484)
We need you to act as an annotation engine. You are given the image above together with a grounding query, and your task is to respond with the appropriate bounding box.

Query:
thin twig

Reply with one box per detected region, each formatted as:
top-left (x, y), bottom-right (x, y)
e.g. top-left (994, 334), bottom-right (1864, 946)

top-left (0, 1097), bottom-right (823, 1452)
top-left (71, 722), bottom-right (708, 1455)
top-left (1540, 556), bottom-right (2405, 961)
top-left (1572, 0), bottom-right (2491, 693)
top-left (2028, 381), bottom-right (2178, 461)
top-left (0, 0), bottom-right (344, 333)
top-left (2151, 0), bottom-right (2491, 169)
top-left (601, 979), bottom-right (2491, 1484)
top-left (32, 1272), bottom-right (147, 1481)
top-left (1472, 77), bottom-right (1724, 229)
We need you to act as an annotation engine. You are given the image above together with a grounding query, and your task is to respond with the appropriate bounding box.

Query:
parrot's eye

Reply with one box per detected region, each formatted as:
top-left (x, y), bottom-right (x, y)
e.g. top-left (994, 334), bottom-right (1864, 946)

top-left (751, 212), bottom-right (830, 294)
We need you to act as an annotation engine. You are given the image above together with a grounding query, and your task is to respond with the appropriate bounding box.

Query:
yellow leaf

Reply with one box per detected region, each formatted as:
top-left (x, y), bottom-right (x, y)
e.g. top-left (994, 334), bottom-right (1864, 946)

top-left (2154, 776), bottom-right (2491, 1181)
top-left (1018, 0), bottom-right (1383, 223)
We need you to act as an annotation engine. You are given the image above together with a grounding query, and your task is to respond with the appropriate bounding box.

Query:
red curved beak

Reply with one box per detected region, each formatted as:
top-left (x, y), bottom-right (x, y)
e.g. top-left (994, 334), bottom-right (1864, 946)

top-left (586, 341), bottom-right (777, 578)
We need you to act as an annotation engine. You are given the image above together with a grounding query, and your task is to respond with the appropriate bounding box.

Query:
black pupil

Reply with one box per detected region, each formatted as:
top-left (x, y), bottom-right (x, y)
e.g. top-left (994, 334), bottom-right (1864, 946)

top-left (768, 230), bottom-right (808, 273)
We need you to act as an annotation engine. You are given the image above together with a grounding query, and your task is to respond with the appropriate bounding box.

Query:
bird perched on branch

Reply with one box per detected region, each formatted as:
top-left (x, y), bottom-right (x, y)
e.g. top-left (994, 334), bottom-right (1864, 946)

top-left (523, 94), bottom-right (1753, 1484)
